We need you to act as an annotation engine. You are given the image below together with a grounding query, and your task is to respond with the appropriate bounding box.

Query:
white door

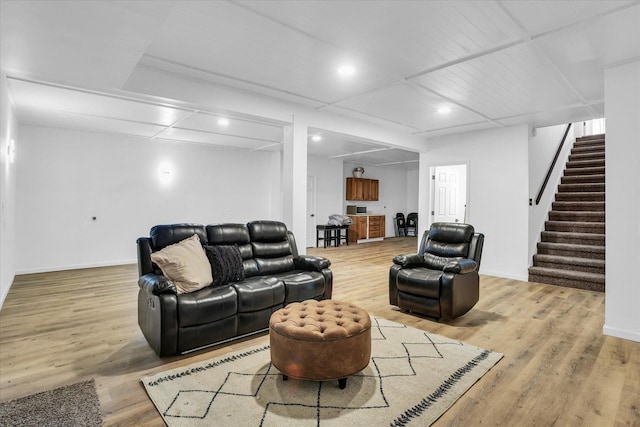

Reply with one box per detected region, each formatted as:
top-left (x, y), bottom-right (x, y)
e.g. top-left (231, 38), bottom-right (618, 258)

top-left (306, 176), bottom-right (317, 248)
top-left (432, 165), bottom-right (467, 224)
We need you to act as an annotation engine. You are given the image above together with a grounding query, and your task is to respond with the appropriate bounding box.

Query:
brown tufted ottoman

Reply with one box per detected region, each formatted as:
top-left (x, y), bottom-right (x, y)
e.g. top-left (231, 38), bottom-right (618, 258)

top-left (269, 299), bottom-right (371, 389)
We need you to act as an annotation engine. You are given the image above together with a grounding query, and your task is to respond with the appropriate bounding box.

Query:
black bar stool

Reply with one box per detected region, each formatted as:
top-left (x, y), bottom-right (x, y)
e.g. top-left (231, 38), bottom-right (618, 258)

top-left (316, 225), bottom-right (337, 248)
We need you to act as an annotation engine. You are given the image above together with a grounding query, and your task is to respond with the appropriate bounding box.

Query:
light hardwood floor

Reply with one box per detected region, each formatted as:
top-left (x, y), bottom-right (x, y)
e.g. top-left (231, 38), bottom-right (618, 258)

top-left (1, 237), bottom-right (638, 426)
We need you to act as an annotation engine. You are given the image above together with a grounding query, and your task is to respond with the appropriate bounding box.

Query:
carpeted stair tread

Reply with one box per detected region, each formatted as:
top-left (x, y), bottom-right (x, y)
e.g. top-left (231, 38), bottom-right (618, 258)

top-left (537, 242), bottom-right (605, 260)
top-left (563, 166), bottom-right (605, 176)
top-left (576, 133), bottom-right (605, 143)
top-left (528, 267), bottom-right (605, 292)
top-left (532, 254), bottom-right (605, 274)
top-left (573, 138), bottom-right (605, 147)
top-left (557, 183), bottom-right (605, 192)
top-left (571, 145), bottom-right (605, 155)
top-left (568, 151), bottom-right (605, 161)
top-left (544, 220), bottom-right (605, 234)
top-left (536, 241), bottom-right (605, 252)
top-left (566, 158), bottom-right (605, 168)
top-left (555, 192), bottom-right (604, 202)
top-left (548, 211), bottom-right (605, 222)
top-left (561, 174), bottom-right (605, 184)
top-left (541, 231), bottom-right (605, 245)
top-left (552, 201), bottom-right (605, 211)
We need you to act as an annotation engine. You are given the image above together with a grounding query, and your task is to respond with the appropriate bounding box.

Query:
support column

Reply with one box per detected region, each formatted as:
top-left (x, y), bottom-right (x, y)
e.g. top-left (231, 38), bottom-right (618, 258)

top-left (282, 117), bottom-right (308, 254)
top-left (603, 59), bottom-right (640, 342)
top-left (417, 151), bottom-right (430, 251)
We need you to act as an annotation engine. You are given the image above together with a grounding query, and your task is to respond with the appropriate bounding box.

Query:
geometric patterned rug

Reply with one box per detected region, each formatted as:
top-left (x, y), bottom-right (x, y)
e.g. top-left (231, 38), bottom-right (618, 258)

top-left (142, 317), bottom-right (502, 426)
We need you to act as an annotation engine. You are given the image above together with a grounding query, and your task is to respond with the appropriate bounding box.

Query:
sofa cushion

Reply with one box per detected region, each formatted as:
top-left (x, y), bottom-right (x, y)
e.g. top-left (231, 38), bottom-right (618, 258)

top-left (270, 270), bottom-right (326, 304)
top-left (177, 285), bottom-right (238, 328)
top-left (423, 253), bottom-right (465, 271)
top-left (150, 234), bottom-right (213, 294)
top-left (423, 223), bottom-right (475, 270)
top-left (427, 222), bottom-right (474, 244)
top-left (204, 245), bottom-right (245, 286)
top-left (396, 267), bottom-right (442, 299)
top-left (231, 276), bottom-right (285, 312)
top-left (252, 240), bottom-right (291, 258)
top-left (247, 220), bottom-right (288, 242)
top-left (150, 224), bottom-right (207, 250)
top-left (255, 255), bottom-right (295, 275)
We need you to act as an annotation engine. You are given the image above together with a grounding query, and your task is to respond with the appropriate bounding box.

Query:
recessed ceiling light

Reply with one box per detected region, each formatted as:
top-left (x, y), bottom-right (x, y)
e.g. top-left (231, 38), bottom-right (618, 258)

top-left (311, 134), bottom-right (322, 142)
top-left (217, 118), bottom-right (229, 126)
top-left (337, 64), bottom-right (356, 77)
top-left (437, 106), bottom-right (452, 115)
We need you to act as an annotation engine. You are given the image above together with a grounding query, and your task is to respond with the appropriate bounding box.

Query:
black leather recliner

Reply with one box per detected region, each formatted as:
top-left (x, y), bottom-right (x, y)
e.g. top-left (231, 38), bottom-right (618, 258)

top-left (389, 222), bottom-right (484, 320)
top-left (137, 220), bottom-right (333, 356)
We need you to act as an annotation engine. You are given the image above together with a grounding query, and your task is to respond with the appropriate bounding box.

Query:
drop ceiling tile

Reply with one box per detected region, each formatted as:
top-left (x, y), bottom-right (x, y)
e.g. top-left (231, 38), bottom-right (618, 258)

top-left (17, 109), bottom-right (166, 138)
top-left (422, 121), bottom-right (501, 138)
top-left (532, 5), bottom-right (640, 102)
top-left (237, 0), bottom-right (524, 77)
top-left (499, 0), bottom-right (637, 36)
top-left (0, 0), bottom-right (175, 88)
top-left (145, 1), bottom-right (394, 104)
top-left (333, 82), bottom-right (487, 131)
top-left (8, 79), bottom-right (191, 127)
top-left (412, 43), bottom-right (581, 120)
top-left (178, 113), bottom-right (283, 143)
top-left (497, 105), bottom-right (596, 128)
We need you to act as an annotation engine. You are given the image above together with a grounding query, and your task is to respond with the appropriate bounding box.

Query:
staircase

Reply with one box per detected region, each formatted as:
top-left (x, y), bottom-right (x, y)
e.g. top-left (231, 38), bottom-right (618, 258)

top-left (528, 134), bottom-right (605, 292)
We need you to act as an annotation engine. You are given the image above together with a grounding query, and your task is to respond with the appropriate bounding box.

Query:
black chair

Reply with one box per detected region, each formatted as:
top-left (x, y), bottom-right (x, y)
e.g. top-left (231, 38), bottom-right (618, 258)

top-left (406, 212), bottom-right (418, 236)
top-left (389, 222), bottom-right (484, 320)
top-left (394, 213), bottom-right (406, 236)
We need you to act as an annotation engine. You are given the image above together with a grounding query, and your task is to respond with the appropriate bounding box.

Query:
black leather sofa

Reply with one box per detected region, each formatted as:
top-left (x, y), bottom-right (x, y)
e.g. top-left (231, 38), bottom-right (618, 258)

top-left (137, 220), bottom-right (332, 356)
top-left (389, 222), bottom-right (484, 320)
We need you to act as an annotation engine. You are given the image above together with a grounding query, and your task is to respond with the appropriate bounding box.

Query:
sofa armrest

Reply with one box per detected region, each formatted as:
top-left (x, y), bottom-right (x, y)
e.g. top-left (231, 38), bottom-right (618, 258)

top-left (443, 259), bottom-right (477, 274)
top-left (393, 253), bottom-right (425, 268)
top-left (138, 273), bottom-right (177, 296)
top-left (294, 255), bottom-right (331, 272)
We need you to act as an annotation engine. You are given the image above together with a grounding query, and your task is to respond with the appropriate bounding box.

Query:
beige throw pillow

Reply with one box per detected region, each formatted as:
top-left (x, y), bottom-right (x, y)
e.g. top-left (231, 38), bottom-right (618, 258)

top-left (150, 234), bottom-right (213, 294)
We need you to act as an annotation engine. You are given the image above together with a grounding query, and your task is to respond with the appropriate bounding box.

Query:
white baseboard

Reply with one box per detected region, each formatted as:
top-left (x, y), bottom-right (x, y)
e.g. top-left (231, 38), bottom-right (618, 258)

top-left (603, 325), bottom-right (640, 343)
top-left (479, 269), bottom-right (529, 282)
top-left (15, 259), bottom-right (137, 275)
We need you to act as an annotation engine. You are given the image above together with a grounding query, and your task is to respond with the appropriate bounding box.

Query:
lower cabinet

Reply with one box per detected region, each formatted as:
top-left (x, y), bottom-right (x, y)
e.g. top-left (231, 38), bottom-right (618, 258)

top-left (348, 216), bottom-right (368, 243)
top-left (347, 215), bottom-right (385, 242)
top-left (368, 215), bottom-right (385, 238)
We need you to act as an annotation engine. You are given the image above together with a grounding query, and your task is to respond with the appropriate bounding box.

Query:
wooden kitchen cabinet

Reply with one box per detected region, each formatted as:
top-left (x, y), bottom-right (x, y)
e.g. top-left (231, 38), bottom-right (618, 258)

top-left (368, 215), bottom-right (385, 238)
top-left (347, 215), bottom-right (385, 242)
top-left (368, 179), bottom-right (379, 201)
top-left (346, 178), bottom-right (364, 201)
top-left (347, 215), bottom-right (368, 243)
top-left (346, 178), bottom-right (379, 201)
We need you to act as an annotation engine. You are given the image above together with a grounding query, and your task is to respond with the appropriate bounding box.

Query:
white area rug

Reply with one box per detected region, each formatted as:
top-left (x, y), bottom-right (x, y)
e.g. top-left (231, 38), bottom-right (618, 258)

top-left (142, 317), bottom-right (502, 426)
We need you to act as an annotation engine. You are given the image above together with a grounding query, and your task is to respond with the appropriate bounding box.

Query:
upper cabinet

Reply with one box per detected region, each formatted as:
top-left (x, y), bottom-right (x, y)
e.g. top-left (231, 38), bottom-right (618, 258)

top-left (346, 178), bottom-right (379, 201)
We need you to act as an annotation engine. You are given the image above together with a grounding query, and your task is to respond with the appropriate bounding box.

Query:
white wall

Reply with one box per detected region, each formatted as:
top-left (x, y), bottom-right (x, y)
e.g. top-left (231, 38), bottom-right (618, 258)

top-left (0, 74), bottom-right (18, 308)
top-left (424, 125), bottom-right (530, 280)
top-left (307, 154), bottom-right (344, 243)
top-left (603, 60), bottom-right (640, 343)
top-left (528, 124), bottom-right (575, 262)
top-left (15, 125), bottom-right (281, 273)
top-left (405, 169), bottom-right (419, 214)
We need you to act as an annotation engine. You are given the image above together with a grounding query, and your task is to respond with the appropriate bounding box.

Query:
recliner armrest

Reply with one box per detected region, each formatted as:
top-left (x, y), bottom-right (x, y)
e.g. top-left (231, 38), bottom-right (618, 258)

top-left (443, 259), bottom-right (477, 274)
top-left (294, 255), bottom-right (331, 271)
top-left (393, 253), bottom-right (425, 267)
top-left (138, 273), bottom-right (177, 296)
